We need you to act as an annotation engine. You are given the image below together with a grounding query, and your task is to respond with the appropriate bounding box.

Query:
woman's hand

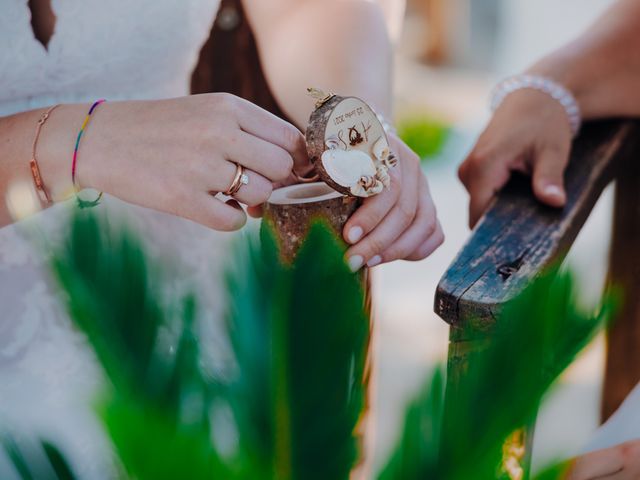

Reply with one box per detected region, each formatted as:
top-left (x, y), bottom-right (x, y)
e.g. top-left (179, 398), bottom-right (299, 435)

top-left (566, 440), bottom-right (640, 479)
top-left (343, 134), bottom-right (444, 271)
top-left (69, 94), bottom-right (308, 231)
top-left (458, 89), bottom-right (573, 228)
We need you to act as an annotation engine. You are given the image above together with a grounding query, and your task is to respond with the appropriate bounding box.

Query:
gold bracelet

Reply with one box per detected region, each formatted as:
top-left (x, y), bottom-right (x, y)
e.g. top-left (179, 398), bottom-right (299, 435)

top-left (30, 105), bottom-right (60, 205)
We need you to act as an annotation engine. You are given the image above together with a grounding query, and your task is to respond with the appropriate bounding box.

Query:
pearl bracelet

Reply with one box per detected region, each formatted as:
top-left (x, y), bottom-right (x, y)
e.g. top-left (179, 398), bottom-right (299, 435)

top-left (490, 74), bottom-right (582, 137)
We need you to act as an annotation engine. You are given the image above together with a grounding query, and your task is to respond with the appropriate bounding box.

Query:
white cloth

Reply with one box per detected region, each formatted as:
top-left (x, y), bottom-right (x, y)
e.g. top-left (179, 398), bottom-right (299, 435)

top-left (583, 382), bottom-right (640, 454)
top-left (0, 2), bottom-right (227, 479)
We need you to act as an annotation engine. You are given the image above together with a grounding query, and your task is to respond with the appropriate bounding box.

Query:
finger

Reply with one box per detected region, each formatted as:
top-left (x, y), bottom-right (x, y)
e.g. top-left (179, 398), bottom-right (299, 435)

top-left (205, 161), bottom-right (273, 208)
top-left (532, 144), bottom-right (570, 208)
top-left (228, 169), bottom-right (273, 208)
top-left (345, 163), bottom-right (420, 270)
top-left (225, 131), bottom-right (294, 182)
top-left (342, 166), bottom-right (402, 245)
top-left (178, 192), bottom-right (247, 232)
top-left (406, 221), bottom-right (445, 261)
top-left (234, 97), bottom-right (310, 172)
top-left (567, 448), bottom-right (626, 480)
top-left (378, 177), bottom-right (440, 264)
top-left (247, 205), bottom-right (264, 218)
top-left (465, 163), bottom-right (511, 229)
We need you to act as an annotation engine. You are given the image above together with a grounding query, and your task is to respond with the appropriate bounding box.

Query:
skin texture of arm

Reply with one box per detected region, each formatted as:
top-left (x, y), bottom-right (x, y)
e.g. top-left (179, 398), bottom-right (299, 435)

top-left (2, 1), bottom-right (442, 268)
top-left (243, 0), bottom-right (444, 269)
top-left (0, 105), bottom-right (85, 226)
top-left (530, 0), bottom-right (640, 119)
top-left (0, 96), bottom-right (308, 230)
top-left (241, 0), bottom-right (395, 126)
top-left (566, 439), bottom-right (640, 480)
top-left (459, 0), bottom-right (640, 227)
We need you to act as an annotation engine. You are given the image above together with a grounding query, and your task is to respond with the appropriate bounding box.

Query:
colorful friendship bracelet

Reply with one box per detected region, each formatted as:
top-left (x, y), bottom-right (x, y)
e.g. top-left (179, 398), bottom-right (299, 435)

top-left (72, 99), bottom-right (106, 209)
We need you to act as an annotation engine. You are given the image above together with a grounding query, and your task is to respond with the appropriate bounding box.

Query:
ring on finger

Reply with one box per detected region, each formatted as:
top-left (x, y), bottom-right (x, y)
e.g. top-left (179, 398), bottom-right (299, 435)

top-left (224, 163), bottom-right (250, 196)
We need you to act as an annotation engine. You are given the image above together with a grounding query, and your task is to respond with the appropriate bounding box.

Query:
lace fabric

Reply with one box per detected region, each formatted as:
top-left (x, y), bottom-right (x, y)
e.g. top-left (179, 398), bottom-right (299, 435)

top-left (0, 2), bottom-right (224, 478)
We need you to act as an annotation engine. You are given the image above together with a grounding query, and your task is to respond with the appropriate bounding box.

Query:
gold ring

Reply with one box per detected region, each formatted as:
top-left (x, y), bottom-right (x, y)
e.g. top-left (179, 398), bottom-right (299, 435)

top-left (292, 167), bottom-right (320, 184)
top-left (223, 163), bottom-right (249, 196)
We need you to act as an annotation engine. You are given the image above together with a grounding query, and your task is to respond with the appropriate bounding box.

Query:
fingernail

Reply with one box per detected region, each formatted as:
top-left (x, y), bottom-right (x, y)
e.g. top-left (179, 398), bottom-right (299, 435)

top-left (226, 199), bottom-right (243, 210)
top-left (348, 255), bottom-right (364, 272)
top-left (544, 185), bottom-right (564, 199)
top-left (348, 226), bottom-right (364, 244)
top-left (367, 255), bottom-right (382, 268)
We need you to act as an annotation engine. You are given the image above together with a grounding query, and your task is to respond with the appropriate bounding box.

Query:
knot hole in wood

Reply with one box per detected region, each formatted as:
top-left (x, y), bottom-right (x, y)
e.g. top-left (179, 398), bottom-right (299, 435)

top-left (497, 250), bottom-right (529, 280)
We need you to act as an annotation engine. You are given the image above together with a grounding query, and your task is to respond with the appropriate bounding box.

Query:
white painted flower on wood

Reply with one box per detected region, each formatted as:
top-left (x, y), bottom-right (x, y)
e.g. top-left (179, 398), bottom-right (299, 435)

top-left (376, 166), bottom-right (391, 188)
top-left (372, 136), bottom-right (390, 162)
top-left (321, 149), bottom-right (377, 190)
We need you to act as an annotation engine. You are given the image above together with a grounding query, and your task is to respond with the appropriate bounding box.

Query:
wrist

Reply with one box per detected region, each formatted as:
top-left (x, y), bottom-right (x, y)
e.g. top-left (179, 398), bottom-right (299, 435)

top-left (38, 103), bottom-right (92, 201)
top-left (491, 73), bottom-right (582, 137)
top-left (527, 52), bottom-right (600, 120)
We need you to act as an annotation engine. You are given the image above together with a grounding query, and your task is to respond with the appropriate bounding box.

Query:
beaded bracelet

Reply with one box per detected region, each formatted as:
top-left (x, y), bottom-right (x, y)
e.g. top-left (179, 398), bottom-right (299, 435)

top-left (72, 99), bottom-right (106, 209)
top-left (490, 74), bottom-right (582, 138)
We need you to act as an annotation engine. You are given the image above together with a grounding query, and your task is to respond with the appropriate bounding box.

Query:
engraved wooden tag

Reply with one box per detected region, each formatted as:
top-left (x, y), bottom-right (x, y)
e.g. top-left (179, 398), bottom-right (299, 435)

top-left (305, 91), bottom-right (395, 198)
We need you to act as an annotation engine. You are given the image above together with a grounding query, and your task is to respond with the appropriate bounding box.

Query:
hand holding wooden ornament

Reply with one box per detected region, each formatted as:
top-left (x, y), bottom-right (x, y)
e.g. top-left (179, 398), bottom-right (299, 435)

top-left (305, 89), bottom-right (396, 198)
top-left (264, 89), bottom-right (396, 264)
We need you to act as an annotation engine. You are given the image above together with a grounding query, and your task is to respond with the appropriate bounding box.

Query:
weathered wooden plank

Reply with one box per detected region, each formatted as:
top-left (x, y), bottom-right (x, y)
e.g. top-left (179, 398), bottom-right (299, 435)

top-left (435, 120), bottom-right (640, 339)
top-left (602, 148), bottom-right (640, 421)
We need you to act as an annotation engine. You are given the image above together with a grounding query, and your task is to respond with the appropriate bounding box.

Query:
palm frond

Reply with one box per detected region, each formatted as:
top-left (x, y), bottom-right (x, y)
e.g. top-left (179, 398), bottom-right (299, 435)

top-left (10, 209), bottom-right (608, 480)
top-left (379, 269), bottom-right (613, 480)
top-left (2, 435), bottom-right (79, 480)
top-left (50, 210), bottom-right (223, 479)
top-left (224, 221), bottom-right (370, 480)
top-left (377, 368), bottom-right (444, 480)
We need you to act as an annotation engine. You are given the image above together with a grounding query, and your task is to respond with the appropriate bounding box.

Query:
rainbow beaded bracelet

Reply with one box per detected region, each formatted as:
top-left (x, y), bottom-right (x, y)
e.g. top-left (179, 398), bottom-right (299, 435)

top-left (72, 99), bottom-right (105, 209)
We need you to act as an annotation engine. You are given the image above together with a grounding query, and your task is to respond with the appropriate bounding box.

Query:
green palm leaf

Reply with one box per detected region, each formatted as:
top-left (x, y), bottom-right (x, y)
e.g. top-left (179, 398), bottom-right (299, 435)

top-left (224, 222), bottom-right (370, 480)
top-left (379, 269), bottom-right (614, 480)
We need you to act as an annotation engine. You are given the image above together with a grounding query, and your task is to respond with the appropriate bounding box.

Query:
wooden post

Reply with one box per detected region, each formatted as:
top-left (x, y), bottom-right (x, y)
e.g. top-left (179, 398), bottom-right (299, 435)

top-left (602, 155), bottom-right (640, 421)
top-left (435, 122), bottom-right (640, 475)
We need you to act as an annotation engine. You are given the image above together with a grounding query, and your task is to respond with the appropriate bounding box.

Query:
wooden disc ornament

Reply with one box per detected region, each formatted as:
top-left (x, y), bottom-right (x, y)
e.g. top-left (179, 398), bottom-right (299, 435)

top-left (264, 89), bottom-right (396, 263)
top-left (304, 88), bottom-right (397, 198)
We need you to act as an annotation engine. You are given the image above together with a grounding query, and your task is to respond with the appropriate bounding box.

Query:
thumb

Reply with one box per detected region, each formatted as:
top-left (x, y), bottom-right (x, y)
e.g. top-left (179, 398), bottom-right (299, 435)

top-left (532, 145), bottom-right (570, 208)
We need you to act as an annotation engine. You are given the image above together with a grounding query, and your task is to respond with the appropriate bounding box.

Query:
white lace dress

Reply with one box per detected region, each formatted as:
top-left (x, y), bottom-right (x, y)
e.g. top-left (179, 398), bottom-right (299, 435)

top-left (0, 2), bottom-right (230, 478)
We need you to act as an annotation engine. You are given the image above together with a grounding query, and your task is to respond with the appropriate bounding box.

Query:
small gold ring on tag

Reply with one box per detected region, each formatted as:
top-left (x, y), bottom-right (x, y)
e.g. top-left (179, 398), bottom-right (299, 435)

top-left (293, 169), bottom-right (320, 183)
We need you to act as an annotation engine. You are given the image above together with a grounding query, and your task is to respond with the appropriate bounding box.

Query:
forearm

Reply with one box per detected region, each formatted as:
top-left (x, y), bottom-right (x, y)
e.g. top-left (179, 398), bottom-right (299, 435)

top-left (0, 105), bottom-right (87, 227)
top-left (528, 0), bottom-right (640, 119)
top-left (245, 0), bottom-right (393, 128)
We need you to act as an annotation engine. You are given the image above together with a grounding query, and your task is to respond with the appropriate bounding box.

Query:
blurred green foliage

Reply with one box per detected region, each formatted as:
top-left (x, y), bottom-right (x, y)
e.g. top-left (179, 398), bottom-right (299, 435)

top-left (3, 211), bottom-right (367, 480)
top-left (2, 210), bottom-right (613, 480)
top-left (378, 269), bottom-right (613, 480)
top-left (397, 116), bottom-right (450, 161)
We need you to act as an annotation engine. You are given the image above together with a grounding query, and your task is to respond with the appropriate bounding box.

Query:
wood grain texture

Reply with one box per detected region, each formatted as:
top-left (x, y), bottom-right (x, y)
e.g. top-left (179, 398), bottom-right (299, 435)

top-left (602, 149), bottom-right (640, 421)
top-left (435, 120), bottom-right (640, 340)
top-left (263, 194), bottom-right (360, 264)
top-left (306, 96), bottom-right (350, 195)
